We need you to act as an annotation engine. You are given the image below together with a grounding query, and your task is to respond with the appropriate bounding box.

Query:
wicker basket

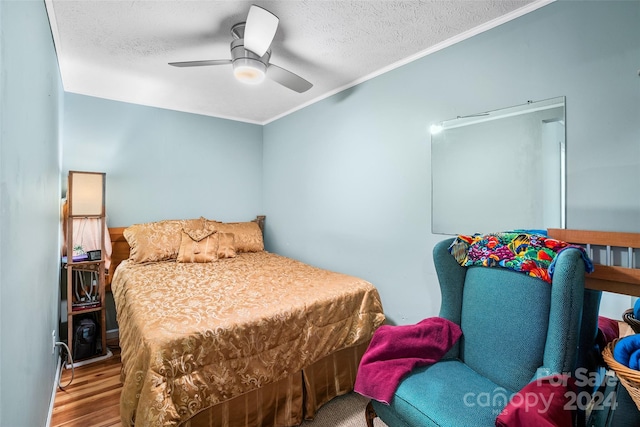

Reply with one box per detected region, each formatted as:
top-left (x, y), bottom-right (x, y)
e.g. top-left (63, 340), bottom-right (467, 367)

top-left (623, 309), bottom-right (640, 334)
top-left (602, 338), bottom-right (640, 410)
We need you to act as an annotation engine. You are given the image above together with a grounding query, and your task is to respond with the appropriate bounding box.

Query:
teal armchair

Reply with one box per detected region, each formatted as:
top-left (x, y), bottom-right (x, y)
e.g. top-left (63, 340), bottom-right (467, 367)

top-left (367, 237), bottom-right (596, 427)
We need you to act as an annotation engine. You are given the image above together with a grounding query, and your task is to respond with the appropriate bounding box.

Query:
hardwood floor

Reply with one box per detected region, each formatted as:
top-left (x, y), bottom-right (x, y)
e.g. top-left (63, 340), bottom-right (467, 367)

top-left (51, 341), bottom-right (123, 427)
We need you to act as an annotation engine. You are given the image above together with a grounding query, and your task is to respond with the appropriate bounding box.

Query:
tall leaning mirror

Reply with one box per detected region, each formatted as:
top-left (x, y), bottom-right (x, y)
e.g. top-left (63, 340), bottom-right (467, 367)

top-left (431, 96), bottom-right (566, 235)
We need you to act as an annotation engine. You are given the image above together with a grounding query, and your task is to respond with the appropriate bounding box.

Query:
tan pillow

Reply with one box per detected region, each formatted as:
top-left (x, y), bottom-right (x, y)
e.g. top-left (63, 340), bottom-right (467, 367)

top-left (177, 228), bottom-right (218, 263)
top-left (205, 220), bottom-right (264, 252)
top-left (217, 232), bottom-right (237, 259)
top-left (124, 218), bottom-right (203, 263)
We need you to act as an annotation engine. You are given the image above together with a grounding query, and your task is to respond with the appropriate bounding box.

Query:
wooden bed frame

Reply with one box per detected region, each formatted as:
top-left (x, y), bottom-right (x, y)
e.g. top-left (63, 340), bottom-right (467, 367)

top-left (548, 229), bottom-right (640, 297)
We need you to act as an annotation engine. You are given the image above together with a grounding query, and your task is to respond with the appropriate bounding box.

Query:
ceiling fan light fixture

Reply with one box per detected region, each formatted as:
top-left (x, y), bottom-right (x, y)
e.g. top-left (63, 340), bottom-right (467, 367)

top-left (233, 58), bottom-right (266, 84)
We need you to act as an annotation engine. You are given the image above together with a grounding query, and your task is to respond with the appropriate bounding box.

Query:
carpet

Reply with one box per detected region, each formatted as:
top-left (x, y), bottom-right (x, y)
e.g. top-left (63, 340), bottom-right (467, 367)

top-left (301, 392), bottom-right (388, 427)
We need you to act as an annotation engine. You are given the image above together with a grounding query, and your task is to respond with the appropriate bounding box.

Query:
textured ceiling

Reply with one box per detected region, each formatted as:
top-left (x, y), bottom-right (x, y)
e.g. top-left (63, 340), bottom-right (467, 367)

top-left (46, 0), bottom-right (545, 124)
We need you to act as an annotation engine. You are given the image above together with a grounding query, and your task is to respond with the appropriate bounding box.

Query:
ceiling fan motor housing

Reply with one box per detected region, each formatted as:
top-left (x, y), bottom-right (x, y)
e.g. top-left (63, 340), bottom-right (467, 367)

top-left (230, 38), bottom-right (270, 84)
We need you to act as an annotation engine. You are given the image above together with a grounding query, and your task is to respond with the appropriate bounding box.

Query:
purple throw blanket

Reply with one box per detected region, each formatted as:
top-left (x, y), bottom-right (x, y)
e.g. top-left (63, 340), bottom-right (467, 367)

top-left (354, 317), bottom-right (462, 404)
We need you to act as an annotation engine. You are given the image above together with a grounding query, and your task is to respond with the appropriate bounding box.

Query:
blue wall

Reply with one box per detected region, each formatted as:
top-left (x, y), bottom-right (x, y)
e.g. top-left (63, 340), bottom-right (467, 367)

top-left (63, 94), bottom-right (263, 227)
top-left (4, 1), bottom-right (633, 424)
top-left (62, 95), bottom-right (264, 331)
top-left (0, 1), bottom-right (63, 425)
top-left (263, 1), bottom-right (640, 324)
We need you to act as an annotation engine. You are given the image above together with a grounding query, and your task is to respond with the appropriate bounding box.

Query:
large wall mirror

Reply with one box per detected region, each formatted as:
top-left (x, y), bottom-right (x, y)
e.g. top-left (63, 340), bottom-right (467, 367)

top-left (431, 96), bottom-right (566, 235)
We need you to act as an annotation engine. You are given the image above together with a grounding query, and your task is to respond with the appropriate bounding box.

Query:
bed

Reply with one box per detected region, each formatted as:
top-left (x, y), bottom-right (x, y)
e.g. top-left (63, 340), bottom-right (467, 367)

top-left (547, 229), bottom-right (640, 296)
top-left (108, 216), bottom-right (385, 427)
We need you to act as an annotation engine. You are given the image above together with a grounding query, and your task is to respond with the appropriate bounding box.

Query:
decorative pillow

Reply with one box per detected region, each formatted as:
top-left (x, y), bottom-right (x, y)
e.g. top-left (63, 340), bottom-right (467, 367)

top-left (177, 227), bottom-right (219, 263)
top-left (200, 216), bottom-right (221, 225)
top-left (217, 232), bottom-right (237, 259)
top-left (124, 218), bottom-right (203, 263)
top-left (205, 220), bottom-right (264, 252)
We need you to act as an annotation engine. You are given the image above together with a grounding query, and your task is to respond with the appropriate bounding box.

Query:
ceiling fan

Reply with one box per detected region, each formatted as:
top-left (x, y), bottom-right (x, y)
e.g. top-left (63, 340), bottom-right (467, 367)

top-left (169, 5), bottom-right (313, 93)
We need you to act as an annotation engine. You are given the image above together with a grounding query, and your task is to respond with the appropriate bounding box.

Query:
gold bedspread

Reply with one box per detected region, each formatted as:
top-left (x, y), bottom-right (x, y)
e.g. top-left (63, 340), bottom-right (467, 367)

top-left (111, 251), bottom-right (385, 427)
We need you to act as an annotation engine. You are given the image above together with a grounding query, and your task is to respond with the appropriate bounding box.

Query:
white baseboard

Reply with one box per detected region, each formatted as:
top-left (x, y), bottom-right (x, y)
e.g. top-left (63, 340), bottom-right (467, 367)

top-left (46, 351), bottom-right (62, 427)
top-left (106, 328), bottom-right (119, 342)
top-left (65, 348), bottom-right (114, 369)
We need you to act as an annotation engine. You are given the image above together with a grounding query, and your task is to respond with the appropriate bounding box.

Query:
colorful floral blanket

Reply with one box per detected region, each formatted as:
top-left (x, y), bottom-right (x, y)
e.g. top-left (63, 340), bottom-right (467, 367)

top-left (448, 231), bottom-right (593, 283)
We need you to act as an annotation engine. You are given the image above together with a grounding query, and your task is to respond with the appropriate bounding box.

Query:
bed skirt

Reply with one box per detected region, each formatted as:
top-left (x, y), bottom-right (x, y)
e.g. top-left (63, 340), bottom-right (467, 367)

top-left (181, 342), bottom-right (368, 427)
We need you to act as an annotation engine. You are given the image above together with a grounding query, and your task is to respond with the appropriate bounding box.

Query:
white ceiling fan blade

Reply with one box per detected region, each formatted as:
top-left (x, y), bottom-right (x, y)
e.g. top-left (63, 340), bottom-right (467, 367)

top-left (169, 59), bottom-right (231, 67)
top-left (267, 64), bottom-right (313, 93)
top-left (244, 5), bottom-right (279, 57)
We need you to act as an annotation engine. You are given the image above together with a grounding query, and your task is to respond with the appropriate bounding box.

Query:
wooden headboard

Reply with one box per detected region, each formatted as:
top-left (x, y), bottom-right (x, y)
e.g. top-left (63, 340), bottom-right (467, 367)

top-left (106, 226), bottom-right (128, 289)
top-left (106, 215), bottom-right (266, 289)
top-left (548, 229), bottom-right (640, 297)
